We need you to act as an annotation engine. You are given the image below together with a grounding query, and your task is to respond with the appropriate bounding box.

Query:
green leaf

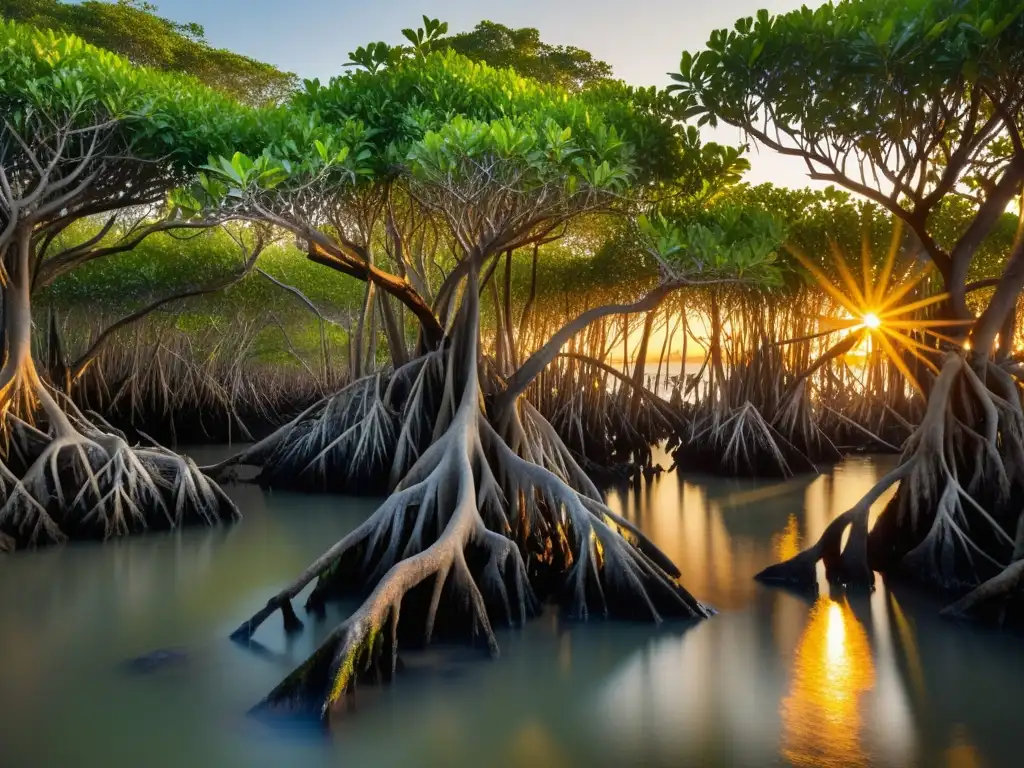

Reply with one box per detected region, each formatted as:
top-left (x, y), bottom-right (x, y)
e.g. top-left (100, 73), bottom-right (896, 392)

top-left (314, 139), bottom-right (329, 162)
top-left (748, 40), bottom-right (765, 65)
top-left (877, 19), bottom-right (895, 45)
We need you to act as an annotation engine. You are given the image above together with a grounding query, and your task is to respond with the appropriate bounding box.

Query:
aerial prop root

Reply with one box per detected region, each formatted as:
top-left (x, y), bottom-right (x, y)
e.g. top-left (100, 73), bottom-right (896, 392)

top-left (235, 389), bottom-right (707, 719)
top-left (246, 371), bottom-right (534, 718)
top-left (492, 396), bottom-right (689, 589)
top-left (229, 406), bottom-right (699, 644)
top-left (480, 416), bottom-right (709, 621)
top-left (0, 382), bottom-right (238, 548)
top-left (686, 401), bottom-right (814, 477)
top-left (773, 379), bottom-right (842, 464)
top-left (235, 256), bottom-right (709, 718)
top-left (203, 353), bottom-right (441, 487)
top-left (755, 353), bottom-right (1022, 592)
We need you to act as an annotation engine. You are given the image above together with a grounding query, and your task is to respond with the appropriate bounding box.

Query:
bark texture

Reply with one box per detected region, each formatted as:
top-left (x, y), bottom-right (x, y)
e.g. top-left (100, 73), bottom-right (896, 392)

top-left (221, 266), bottom-right (709, 721)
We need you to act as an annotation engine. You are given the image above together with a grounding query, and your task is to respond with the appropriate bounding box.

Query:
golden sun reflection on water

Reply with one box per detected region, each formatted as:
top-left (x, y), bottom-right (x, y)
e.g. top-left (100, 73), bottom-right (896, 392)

top-left (946, 724), bottom-right (984, 768)
top-left (781, 597), bottom-right (876, 768)
top-left (772, 513), bottom-right (802, 562)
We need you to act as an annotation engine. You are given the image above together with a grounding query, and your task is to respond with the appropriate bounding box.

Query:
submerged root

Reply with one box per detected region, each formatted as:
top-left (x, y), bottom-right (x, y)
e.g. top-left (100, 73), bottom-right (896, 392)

top-left (757, 353), bottom-right (1024, 608)
top-left (233, 272), bottom-right (708, 721)
top-left (236, 396), bottom-right (706, 721)
top-left (0, 395), bottom-right (238, 550)
top-left (678, 401), bottom-right (816, 478)
top-left (942, 558), bottom-right (1024, 625)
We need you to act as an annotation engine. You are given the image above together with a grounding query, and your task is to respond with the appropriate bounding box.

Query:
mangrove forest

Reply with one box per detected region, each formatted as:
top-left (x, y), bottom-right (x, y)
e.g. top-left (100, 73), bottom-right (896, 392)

top-left (1, 0), bottom-right (1023, 765)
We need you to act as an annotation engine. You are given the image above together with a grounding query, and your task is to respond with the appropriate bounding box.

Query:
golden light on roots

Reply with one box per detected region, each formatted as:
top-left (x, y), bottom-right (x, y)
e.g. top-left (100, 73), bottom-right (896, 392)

top-left (788, 221), bottom-right (972, 392)
top-left (0, 360), bottom-right (43, 451)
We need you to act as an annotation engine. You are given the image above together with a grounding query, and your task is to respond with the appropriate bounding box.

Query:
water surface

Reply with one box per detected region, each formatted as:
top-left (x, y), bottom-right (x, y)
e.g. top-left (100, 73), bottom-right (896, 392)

top-left (0, 450), bottom-right (1019, 767)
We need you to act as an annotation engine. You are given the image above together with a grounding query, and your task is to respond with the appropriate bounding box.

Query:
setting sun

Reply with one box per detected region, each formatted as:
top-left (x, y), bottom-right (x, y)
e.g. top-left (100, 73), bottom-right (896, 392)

top-left (787, 222), bottom-right (974, 392)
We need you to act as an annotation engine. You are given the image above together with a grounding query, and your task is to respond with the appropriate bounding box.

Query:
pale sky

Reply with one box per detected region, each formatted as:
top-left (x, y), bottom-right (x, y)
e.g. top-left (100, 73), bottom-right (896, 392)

top-left (147, 0), bottom-right (821, 188)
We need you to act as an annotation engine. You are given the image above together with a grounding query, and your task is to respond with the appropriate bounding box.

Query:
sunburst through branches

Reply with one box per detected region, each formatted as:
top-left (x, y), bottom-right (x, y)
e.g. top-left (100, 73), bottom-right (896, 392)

top-left (789, 221), bottom-right (971, 392)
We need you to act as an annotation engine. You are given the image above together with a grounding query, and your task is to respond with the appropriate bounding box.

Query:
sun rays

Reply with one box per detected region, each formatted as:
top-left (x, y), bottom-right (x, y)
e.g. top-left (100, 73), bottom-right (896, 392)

top-left (787, 222), bottom-right (971, 392)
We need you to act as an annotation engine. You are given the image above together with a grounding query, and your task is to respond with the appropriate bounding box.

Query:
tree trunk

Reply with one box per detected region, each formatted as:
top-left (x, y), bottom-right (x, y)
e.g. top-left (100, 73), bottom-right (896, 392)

top-left (499, 281), bottom-right (680, 410)
top-left (710, 291), bottom-right (725, 406)
top-left (0, 228), bottom-right (60, 430)
top-left (219, 262), bottom-right (710, 719)
top-left (352, 282), bottom-right (374, 379)
top-left (503, 249), bottom-right (518, 369)
top-left (629, 307), bottom-right (660, 420)
top-left (309, 243), bottom-right (443, 350)
top-left (970, 235), bottom-right (1024, 360)
top-left (0, 228), bottom-right (237, 551)
top-left (378, 292), bottom-right (408, 369)
top-left (517, 244), bottom-right (540, 358)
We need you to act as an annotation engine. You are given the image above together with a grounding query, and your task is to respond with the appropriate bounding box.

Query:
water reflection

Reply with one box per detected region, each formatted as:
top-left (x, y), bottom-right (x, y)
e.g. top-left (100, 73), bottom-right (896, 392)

top-left (1, 454), bottom-right (1021, 767)
top-left (597, 454), bottom-right (1018, 767)
top-left (773, 514), bottom-right (802, 562)
top-left (781, 597), bottom-right (875, 767)
top-left (946, 724), bottom-right (984, 768)
top-left (605, 449), bottom-right (896, 610)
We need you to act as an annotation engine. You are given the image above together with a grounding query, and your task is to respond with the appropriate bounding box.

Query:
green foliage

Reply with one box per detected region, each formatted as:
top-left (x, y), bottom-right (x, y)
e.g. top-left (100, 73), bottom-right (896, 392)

top-left (401, 16), bottom-right (448, 58)
top-left (5, 14), bottom-right (772, 380)
top-left (347, 17), bottom-right (449, 73)
top-left (0, 0), bottom-right (296, 105)
top-left (43, 223), bottom-right (244, 310)
top-left (672, 0), bottom-right (1023, 139)
top-left (722, 183), bottom-right (1020, 286)
top-left (345, 42), bottom-right (406, 75)
top-left (43, 223), bottom-right (365, 318)
top-left (0, 18), bottom-right (258, 187)
top-left (406, 115), bottom-right (634, 193)
top-left (435, 20), bottom-right (613, 91)
top-left (638, 204), bottom-right (784, 285)
top-left (344, 17), bottom-right (611, 92)
top-left (195, 43), bottom-right (744, 215)
top-left (669, 0), bottom-right (1024, 264)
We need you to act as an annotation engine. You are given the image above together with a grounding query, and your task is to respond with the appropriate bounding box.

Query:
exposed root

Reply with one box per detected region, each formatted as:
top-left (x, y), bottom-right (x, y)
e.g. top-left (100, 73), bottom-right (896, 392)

top-left (679, 401), bottom-right (816, 478)
top-left (773, 380), bottom-right (843, 464)
top-left (885, 355), bottom-right (1016, 589)
top-left (0, 382), bottom-right (238, 550)
top-left (481, 417), bottom-right (708, 621)
top-left (233, 267), bottom-right (709, 721)
top-left (757, 352), bottom-right (1024, 611)
top-left (756, 461), bottom-right (913, 590)
top-left (207, 354), bottom-right (441, 493)
top-left (537, 353), bottom-right (680, 475)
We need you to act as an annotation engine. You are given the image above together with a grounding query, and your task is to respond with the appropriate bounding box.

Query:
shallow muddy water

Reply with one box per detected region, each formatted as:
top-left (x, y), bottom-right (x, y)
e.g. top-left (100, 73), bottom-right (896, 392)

top-left (0, 448), bottom-right (1020, 767)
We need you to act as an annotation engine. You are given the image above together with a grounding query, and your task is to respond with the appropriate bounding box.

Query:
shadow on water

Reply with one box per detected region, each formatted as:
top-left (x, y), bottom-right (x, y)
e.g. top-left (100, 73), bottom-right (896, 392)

top-left (0, 450), bottom-right (1021, 767)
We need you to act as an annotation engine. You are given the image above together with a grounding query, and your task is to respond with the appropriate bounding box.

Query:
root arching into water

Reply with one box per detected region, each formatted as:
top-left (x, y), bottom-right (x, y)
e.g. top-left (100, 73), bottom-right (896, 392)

top-left (226, 268), bottom-right (709, 720)
top-left (0, 363), bottom-right (238, 550)
top-left (756, 352), bottom-right (1024, 624)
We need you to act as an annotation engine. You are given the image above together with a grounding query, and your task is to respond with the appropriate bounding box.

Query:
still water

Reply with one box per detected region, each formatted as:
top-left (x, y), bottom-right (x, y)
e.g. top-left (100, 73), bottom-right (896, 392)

top-left (0, 449), bottom-right (1020, 767)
